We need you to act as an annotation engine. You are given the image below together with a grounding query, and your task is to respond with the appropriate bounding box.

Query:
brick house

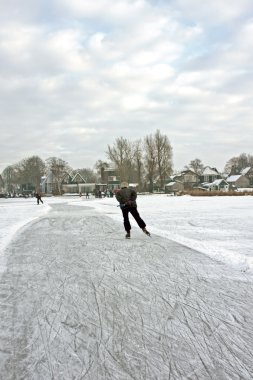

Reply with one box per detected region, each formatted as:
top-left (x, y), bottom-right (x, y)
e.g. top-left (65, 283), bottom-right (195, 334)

top-left (103, 168), bottom-right (121, 190)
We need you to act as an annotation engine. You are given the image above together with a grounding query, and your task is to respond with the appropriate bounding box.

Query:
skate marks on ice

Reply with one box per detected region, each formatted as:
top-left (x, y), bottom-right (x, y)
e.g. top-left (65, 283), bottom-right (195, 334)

top-left (0, 204), bottom-right (253, 379)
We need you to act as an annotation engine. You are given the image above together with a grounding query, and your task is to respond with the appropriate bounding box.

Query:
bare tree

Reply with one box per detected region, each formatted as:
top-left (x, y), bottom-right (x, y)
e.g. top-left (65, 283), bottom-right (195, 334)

top-left (154, 130), bottom-right (173, 188)
top-left (224, 153), bottom-right (253, 175)
top-left (143, 130), bottom-right (173, 191)
top-left (45, 157), bottom-right (71, 194)
top-left (0, 174), bottom-right (4, 190)
top-left (75, 168), bottom-right (97, 183)
top-left (144, 134), bottom-right (156, 192)
top-left (19, 156), bottom-right (45, 189)
top-left (106, 137), bottom-right (135, 182)
top-left (133, 139), bottom-right (143, 190)
top-left (185, 158), bottom-right (204, 175)
top-left (2, 165), bottom-right (19, 193)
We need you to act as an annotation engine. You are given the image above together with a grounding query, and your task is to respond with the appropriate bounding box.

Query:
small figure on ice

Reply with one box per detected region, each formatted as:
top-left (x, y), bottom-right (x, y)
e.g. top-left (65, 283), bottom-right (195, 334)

top-left (116, 182), bottom-right (150, 239)
top-left (35, 192), bottom-right (43, 205)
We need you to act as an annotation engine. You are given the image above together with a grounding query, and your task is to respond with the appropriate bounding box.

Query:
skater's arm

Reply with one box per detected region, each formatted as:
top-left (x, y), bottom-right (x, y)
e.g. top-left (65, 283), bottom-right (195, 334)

top-left (115, 192), bottom-right (122, 203)
top-left (130, 189), bottom-right (137, 201)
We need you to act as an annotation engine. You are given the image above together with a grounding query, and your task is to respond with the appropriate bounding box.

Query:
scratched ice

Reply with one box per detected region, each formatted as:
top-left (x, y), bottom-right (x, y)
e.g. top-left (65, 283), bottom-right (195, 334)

top-left (0, 195), bottom-right (253, 379)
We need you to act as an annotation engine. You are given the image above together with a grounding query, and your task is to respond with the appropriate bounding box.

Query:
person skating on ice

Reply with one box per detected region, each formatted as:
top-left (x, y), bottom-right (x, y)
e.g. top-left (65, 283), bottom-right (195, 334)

top-left (116, 182), bottom-right (150, 239)
top-left (35, 192), bottom-right (43, 205)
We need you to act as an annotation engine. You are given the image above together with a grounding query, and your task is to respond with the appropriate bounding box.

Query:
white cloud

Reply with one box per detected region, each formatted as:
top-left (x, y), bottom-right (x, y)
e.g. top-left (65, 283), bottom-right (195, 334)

top-left (0, 0), bottom-right (253, 173)
top-left (56, 0), bottom-right (146, 22)
top-left (122, 94), bottom-right (159, 110)
top-left (172, 0), bottom-right (252, 25)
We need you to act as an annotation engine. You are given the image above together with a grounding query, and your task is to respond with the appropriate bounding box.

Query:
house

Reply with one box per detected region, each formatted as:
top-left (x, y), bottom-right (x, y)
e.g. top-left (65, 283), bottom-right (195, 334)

top-left (203, 179), bottom-right (229, 192)
top-left (165, 181), bottom-right (184, 194)
top-left (226, 175), bottom-right (250, 188)
top-left (41, 170), bottom-right (109, 195)
top-left (201, 166), bottom-right (221, 183)
top-left (41, 171), bottom-right (87, 195)
top-left (62, 172), bottom-right (86, 194)
top-left (20, 183), bottom-right (35, 195)
top-left (40, 172), bottom-right (58, 194)
top-left (241, 167), bottom-right (253, 187)
top-left (174, 170), bottom-right (200, 190)
top-left (103, 168), bottom-right (121, 190)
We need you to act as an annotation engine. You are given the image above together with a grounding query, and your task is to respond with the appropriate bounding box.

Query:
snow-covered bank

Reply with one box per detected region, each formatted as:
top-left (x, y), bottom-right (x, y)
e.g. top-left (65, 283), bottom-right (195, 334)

top-left (0, 197), bottom-right (65, 274)
top-left (0, 199), bottom-right (48, 253)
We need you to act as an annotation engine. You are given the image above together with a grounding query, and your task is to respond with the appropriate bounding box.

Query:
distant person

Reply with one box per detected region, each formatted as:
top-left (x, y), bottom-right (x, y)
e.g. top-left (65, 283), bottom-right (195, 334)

top-left (35, 192), bottom-right (43, 205)
top-left (79, 192), bottom-right (82, 197)
top-left (86, 192), bottom-right (89, 199)
top-left (116, 182), bottom-right (150, 239)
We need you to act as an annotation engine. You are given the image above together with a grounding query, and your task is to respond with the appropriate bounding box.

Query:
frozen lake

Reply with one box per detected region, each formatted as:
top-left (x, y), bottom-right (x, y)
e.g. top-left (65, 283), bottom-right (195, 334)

top-left (0, 195), bottom-right (253, 379)
top-left (1, 194), bottom-right (253, 273)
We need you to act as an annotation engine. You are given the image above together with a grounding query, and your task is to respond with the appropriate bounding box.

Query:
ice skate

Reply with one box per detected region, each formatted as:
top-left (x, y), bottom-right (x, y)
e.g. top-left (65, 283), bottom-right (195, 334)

top-left (142, 228), bottom-right (151, 237)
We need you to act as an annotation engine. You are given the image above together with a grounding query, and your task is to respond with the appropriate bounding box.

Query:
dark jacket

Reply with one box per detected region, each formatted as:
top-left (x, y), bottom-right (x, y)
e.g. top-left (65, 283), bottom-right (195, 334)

top-left (116, 187), bottom-right (137, 207)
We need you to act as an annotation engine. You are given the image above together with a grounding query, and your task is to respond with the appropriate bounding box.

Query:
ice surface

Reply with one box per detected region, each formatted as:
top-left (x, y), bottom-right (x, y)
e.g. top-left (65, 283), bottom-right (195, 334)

top-left (76, 194), bottom-right (253, 273)
top-left (0, 195), bottom-right (253, 379)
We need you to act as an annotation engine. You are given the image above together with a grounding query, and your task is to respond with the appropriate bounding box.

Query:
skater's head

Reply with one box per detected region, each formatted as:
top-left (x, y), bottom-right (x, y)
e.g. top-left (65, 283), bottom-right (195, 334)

top-left (120, 181), bottom-right (128, 188)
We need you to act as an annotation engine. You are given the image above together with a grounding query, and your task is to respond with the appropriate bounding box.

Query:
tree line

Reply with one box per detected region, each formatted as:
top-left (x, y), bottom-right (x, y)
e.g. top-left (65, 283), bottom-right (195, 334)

top-left (184, 154), bottom-right (253, 176)
top-left (1, 156), bottom-right (97, 194)
top-left (1, 130), bottom-right (173, 193)
top-left (1, 129), bottom-right (252, 193)
top-left (105, 130), bottom-right (173, 191)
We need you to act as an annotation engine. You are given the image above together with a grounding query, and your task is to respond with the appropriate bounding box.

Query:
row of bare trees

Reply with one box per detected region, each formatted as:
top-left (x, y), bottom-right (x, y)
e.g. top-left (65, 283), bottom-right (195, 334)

top-left (1, 156), bottom-right (97, 194)
top-left (2, 156), bottom-right (46, 193)
top-left (1, 130), bottom-right (252, 194)
top-left (224, 153), bottom-right (253, 175)
top-left (105, 130), bottom-right (173, 191)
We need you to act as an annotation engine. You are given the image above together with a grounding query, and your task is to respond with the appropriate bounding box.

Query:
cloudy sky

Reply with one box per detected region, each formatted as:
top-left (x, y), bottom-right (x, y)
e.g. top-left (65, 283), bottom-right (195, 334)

top-left (1, 0), bottom-right (253, 173)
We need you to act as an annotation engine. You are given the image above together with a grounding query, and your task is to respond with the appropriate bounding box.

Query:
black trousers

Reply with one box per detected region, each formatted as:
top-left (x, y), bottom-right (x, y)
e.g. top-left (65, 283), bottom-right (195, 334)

top-left (122, 207), bottom-right (146, 232)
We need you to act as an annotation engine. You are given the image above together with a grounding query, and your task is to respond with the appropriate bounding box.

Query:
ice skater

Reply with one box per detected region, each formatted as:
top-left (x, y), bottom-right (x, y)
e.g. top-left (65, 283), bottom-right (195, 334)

top-left (35, 192), bottom-right (43, 205)
top-left (116, 182), bottom-right (150, 239)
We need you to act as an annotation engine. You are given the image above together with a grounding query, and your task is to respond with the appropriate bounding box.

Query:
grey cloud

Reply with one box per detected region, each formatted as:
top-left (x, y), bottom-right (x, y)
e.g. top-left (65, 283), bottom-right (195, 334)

top-left (1, 0), bottom-right (253, 174)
